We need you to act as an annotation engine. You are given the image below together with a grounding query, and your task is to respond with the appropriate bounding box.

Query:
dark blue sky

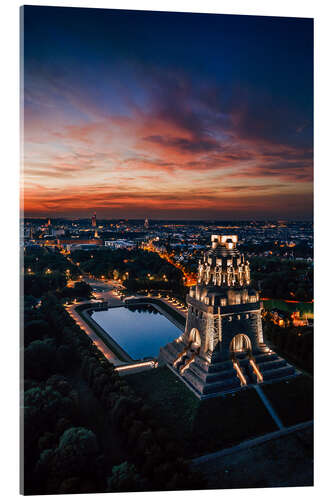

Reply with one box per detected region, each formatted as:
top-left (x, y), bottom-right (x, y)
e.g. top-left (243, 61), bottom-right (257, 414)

top-left (23, 6), bottom-right (313, 219)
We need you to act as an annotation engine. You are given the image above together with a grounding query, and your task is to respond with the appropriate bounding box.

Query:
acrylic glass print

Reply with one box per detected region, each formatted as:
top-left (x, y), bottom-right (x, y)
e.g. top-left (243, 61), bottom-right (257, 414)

top-left (21, 5), bottom-right (314, 495)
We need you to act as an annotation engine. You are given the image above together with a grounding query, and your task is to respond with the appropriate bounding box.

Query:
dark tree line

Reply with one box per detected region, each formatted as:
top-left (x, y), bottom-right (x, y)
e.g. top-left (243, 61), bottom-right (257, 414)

top-left (24, 246), bottom-right (80, 297)
top-left (23, 291), bottom-right (205, 494)
top-left (71, 248), bottom-right (186, 294)
top-left (250, 257), bottom-right (313, 301)
top-left (240, 240), bottom-right (313, 259)
top-left (263, 313), bottom-right (313, 374)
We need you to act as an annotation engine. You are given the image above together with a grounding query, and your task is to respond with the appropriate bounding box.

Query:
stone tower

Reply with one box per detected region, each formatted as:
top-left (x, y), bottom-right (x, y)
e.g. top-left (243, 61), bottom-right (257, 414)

top-left (159, 235), bottom-right (296, 398)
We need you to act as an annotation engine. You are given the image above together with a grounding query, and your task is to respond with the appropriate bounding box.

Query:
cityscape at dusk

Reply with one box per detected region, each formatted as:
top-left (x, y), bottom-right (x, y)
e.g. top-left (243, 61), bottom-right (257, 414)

top-left (23, 7), bottom-right (313, 219)
top-left (21, 6), bottom-right (313, 496)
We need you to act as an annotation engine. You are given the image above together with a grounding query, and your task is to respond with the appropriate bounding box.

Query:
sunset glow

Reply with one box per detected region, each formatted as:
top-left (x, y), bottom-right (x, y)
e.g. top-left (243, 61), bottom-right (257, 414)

top-left (22, 7), bottom-right (313, 219)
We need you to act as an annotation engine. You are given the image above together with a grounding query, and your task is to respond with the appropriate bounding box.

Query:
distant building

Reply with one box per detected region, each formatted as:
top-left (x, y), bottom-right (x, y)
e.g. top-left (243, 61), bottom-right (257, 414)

top-left (271, 308), bottom-right (288, 327)
top-left (57, 238), bottom-right (103, 252)
top-left (51, 228), bottom-right (65, 237)
top-left (144, 217), bottom-right (149, 230)
top-left (291, 310), bottom-right (309, 327)
top-left (71, 243), bottom-right (102, 251)
top-left (91, 212), bottom-right (97, 228)
top-left (105, 240), bottom-right (135, 250)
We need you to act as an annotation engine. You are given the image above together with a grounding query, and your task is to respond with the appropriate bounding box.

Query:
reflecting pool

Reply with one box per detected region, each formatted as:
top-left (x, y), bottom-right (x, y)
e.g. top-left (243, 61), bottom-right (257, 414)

top-left (91, 304), bottom-right (181, 359)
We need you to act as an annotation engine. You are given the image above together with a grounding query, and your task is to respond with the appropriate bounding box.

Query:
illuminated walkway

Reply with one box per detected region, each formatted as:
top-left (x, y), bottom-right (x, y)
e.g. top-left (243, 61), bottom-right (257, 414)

top-left (159, 297), bottom-right (187, 318)
top-left (65, 301), bottom-right (126, 366)
top-left (254, 385), bottom-right (284, 430)
top-left (65, 274), bottom-right (184, 373)
top-left (129, 294), bottom-right (187, 319)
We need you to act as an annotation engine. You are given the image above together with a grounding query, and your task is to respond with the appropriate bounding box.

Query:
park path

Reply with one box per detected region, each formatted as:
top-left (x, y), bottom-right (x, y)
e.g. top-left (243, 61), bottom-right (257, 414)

top-left (65, 297), bottom-right (127, 367)
top-left (128, 294), bottom-right (187, 319)
top-left (65, 275), bottom-right (188, 371)
top-left (191, 419), bottom-right (313, 465)
top-left (159, 297), bottom-right (187, 319)
top-left (254, 384), bottom-right (284, 430)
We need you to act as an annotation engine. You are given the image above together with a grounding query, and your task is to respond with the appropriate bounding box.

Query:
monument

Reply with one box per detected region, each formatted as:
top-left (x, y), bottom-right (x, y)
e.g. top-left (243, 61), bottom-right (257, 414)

top-left (159, 235), bottom-right (296, 398)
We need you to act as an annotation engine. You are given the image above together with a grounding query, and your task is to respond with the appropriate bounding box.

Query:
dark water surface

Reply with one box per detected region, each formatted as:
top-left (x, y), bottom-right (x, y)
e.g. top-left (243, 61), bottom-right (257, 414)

top-left (91, 304), bottom-right (181, 359)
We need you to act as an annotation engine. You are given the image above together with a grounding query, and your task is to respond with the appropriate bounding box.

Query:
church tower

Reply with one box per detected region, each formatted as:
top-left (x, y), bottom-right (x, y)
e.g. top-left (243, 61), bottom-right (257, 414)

top-left (159, 235), bottom-right (296, 398)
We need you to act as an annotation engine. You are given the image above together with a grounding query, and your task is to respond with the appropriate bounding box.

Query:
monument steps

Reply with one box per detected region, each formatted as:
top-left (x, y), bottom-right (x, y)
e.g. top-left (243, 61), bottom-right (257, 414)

top-left (254, 353), bottom-right (279, 363)
top-left (257, 359), bottom-right (288, 372)
top-left (187, 359), bottom-right (241, 384)
top-left (261, 365), bottom-right (295, 381)
top-left (183, 369), bottom-right (241, 395)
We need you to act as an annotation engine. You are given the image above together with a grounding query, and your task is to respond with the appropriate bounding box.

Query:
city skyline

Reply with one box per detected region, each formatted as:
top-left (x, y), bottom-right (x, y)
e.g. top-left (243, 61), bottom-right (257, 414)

top-left (23, 7), bottom-right (313, 220)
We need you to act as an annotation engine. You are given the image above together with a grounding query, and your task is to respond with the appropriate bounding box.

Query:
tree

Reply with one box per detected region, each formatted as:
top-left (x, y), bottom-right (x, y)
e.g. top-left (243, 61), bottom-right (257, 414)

top-left (24, 319), bottom-right (49, 346)
top-left (295, 287), bottom-right (307, 301)
top-left (107, 462), bottom-right (146, 492)
top-left (57, 426), bottom-right (98, 456)
top-left (38, 427), bottom-right (100, 482)
top-left (74, 281), bottom-right (92, 298)
top-left (24, 339), bottom-right (57, 379)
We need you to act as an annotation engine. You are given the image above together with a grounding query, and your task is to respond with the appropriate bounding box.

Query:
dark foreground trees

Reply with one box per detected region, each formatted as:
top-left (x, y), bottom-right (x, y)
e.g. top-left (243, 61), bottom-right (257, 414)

top-left (23, 292), bottom-right (205, 494)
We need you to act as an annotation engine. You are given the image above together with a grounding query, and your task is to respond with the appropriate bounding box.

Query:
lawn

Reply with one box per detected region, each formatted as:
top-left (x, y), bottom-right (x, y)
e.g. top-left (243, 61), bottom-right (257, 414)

top-left (262, 375), bottom-right (313, 427)
top-left (192, 424), bottom-right (313, 489)
top-left (125, 366), bottom-right (277, 458)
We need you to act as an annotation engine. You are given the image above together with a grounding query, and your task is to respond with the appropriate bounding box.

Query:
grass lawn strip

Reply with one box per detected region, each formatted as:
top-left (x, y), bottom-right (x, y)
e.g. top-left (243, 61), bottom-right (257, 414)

top-left (261, 375), bottom-right (313, 427)
top-left (125, 366), bottom-right (278, 458)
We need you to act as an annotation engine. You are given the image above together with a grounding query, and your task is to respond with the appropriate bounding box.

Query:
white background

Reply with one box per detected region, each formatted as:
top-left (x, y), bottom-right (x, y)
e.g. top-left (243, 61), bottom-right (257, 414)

top-left (0, 0), bottom-right (332, 499)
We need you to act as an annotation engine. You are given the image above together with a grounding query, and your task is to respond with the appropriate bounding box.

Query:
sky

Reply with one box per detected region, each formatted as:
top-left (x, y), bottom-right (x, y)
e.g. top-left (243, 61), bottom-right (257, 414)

top-left (22, 6), bottom-right (313, 220)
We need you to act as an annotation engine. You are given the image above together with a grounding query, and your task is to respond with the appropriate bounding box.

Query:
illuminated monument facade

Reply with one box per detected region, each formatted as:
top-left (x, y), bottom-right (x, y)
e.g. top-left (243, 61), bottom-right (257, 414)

top-left (160, 235), bottom-right (296, 398)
